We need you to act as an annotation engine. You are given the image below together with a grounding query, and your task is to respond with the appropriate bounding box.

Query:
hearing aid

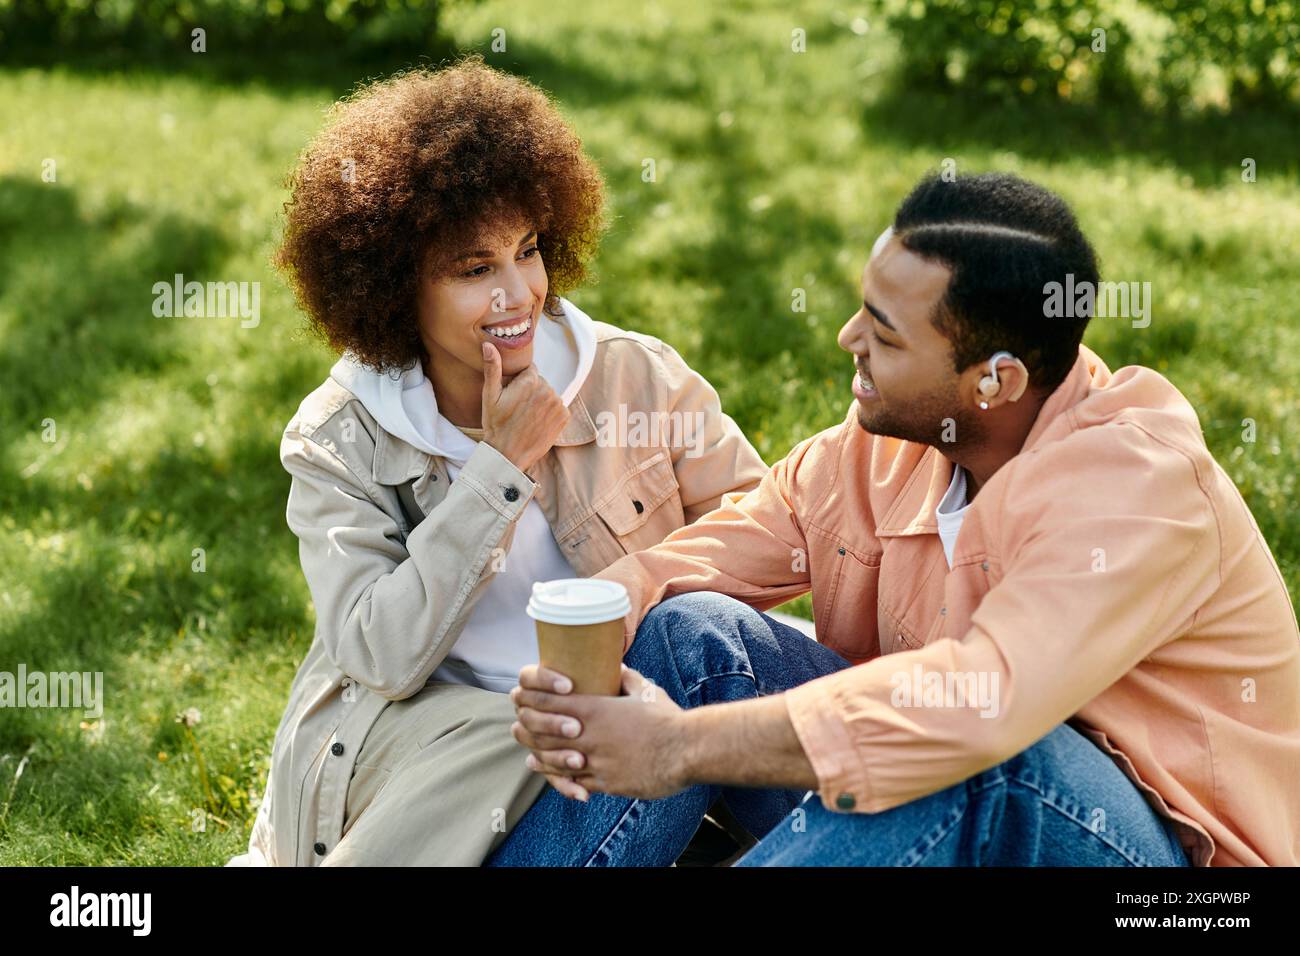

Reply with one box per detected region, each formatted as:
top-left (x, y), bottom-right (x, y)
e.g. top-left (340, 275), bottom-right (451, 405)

top-left (977, 351), bottom-right (1028, 408)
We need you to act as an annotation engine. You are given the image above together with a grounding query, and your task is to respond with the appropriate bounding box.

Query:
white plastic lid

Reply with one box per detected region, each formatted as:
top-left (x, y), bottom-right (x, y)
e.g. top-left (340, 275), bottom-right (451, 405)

top-left (526, 578), bottom-right (631, 626)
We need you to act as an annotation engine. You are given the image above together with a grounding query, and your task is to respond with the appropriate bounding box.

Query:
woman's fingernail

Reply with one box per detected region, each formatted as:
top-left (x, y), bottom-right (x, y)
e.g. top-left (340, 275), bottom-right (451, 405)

top-left (562, 720), bottom-right (580, 737)
top-left (555, 678), bottom-right (572, 694)
top-left (525, 755), bottom-right (537, 770)
top-left (567, 754), bottom-right (583, 769)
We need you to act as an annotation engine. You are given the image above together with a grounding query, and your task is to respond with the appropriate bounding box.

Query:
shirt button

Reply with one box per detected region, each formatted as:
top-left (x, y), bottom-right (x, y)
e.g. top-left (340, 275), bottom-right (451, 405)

top-left (314, 842), bottom-right (327, 856)
top-left (504, 486), bottom-right (519, 502)
top-left (836, 792), bottom-right (856, 810)
top-left (981, 561), bottom-right (990, 571)
top-left (838, 547), bottom-right (846, 556)
top-left (330, 742), bottom-right (345, 757)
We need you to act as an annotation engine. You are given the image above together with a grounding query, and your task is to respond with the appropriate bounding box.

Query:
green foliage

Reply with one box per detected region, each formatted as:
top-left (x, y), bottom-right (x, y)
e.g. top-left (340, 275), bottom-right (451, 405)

top-left (877, 0), bottom-right (1300, 108)
top-left (1151, 0), bottom-right (1300, 105)
top-left (0, 0), bottom-right (444, 54)
top-left (876, 0), bottom-right (1125, 100)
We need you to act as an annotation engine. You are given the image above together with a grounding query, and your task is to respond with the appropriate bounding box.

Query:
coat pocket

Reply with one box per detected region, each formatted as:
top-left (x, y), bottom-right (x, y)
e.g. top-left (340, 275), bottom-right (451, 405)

top-left (592, 450), bottom-right (686, 555)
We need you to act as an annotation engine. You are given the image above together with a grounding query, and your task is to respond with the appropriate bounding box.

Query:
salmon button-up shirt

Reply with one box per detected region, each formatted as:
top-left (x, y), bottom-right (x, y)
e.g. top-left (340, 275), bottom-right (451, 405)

top-left (599, 345), bottom-right (1300, 867)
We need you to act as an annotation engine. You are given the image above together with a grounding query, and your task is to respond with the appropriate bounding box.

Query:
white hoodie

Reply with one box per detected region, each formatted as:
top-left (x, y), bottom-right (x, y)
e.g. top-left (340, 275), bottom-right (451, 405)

top-left (328, 297), bottom-right (598, 693)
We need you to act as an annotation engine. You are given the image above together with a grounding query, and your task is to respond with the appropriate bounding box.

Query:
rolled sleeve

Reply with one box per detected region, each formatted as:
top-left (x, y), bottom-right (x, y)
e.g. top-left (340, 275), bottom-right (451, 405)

top-left (784, 678), bottom-right (876, 813)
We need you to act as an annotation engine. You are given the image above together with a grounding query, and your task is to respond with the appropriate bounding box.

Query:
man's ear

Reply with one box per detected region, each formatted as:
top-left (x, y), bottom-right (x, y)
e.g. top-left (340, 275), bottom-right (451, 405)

top-left (1002, 357), bottom-right (1031, 403)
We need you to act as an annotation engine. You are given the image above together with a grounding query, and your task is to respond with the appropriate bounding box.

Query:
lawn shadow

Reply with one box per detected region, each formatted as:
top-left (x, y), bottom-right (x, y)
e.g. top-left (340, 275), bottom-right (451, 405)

top-left (2, 29), bottom-right (700, 111)
top-left (474, 38), bottom-right (708, 110)
top-left (862, 83), bottom-right (1300, 186)
top-left (0, 176), bottom-right (231, 434)
top-left (1, 32), bottom-right (461, 98)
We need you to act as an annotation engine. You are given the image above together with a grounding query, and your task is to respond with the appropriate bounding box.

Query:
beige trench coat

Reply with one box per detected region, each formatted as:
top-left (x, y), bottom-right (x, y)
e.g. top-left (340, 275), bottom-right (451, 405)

top-left (237, 321), bottom-right (766, 866)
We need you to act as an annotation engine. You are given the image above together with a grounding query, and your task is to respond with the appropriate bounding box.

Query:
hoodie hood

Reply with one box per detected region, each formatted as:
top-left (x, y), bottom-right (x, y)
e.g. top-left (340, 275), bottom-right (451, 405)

top-left (328, 296), bottom-right (597, 468)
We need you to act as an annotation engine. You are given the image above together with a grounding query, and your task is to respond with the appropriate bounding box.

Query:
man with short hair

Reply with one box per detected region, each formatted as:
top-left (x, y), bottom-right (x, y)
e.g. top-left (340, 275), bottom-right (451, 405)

top-left (496, 172), bottom-right (1300, 867)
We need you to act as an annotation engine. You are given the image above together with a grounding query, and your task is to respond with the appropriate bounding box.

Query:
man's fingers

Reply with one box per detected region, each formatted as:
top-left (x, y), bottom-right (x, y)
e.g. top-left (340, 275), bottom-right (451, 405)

top-left (512, 720), bottom-right (585, 758)
top-left (536, 666), bottom-right (573, 694)
top-left (516, 664), bottom-right (542, 691)
top-left (525, 747), bottom-right (587, 773)
top-left (511, 685), bottom-right (584, 716)
top-left (516, 664), bottom-right (572, 694)
top-left (543, 773), bottom-right (589, 802)
top-left (517, 706), bottom-right (582, 740)
top-left (619, 663), bottom-right (646, 697)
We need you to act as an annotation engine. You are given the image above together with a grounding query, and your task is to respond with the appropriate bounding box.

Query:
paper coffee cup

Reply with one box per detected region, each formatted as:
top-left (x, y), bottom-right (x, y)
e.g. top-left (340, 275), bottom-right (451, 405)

top-left (527, 579), bottom-right (631, 696)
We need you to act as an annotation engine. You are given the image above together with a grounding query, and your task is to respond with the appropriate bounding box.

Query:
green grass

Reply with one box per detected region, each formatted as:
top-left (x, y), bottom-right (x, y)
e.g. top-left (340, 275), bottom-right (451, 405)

top-left (1, 0), bottom-right (1297, 864)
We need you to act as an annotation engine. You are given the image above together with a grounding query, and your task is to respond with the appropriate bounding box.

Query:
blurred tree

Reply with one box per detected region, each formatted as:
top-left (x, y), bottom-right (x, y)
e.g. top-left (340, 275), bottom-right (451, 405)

top-left (874, 0), bottom-right (1298, 110)
top-left (0, 0), bottom-right (448, 56)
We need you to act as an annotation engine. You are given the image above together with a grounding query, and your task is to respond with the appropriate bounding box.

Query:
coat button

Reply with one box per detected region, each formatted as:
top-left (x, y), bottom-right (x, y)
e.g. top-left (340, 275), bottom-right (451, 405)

top-left (632, 499), bottom-right (644, 514)
top-left (431, 474), bottom-right (438, 482)
top-left (838, 547), bottom-right (846, 556)
top-left (981, 561), bottom-right (989, 571)
top-left (836, 792), bottom-right (856, 810)
top-left (330, 742), bottom-right (345, 757)
top-left (504, 486), bottom-right (519, 502)
top-left (314, 842), bottom-right (327, 856)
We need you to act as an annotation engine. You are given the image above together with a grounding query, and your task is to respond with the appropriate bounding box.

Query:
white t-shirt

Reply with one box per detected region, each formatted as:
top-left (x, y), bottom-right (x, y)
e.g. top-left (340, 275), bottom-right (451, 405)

top-left (935, 462), bottom-right (972, 569)
top-left (429, 454), bottom-right (576, 693)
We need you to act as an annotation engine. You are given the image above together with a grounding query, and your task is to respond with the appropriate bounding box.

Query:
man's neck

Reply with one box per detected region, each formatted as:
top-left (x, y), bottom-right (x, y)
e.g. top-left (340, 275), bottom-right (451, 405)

top-left (944, 393), bottom-right (1047, 499)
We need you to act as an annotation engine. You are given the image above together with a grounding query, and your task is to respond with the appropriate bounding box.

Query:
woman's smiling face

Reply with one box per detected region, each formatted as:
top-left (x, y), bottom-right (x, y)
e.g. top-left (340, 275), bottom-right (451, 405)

top-left (417, 216), bottom-right (549, 388)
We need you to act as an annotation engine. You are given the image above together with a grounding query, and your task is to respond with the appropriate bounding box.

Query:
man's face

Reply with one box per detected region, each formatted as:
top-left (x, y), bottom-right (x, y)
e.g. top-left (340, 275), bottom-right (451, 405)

top-left (837, 235), bottom-right (985, 448)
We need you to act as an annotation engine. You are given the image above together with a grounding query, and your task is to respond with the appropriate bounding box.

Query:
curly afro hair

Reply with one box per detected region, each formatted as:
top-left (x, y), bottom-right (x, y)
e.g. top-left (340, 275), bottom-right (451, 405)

top-left (274, 55), bottom-right (608, 373)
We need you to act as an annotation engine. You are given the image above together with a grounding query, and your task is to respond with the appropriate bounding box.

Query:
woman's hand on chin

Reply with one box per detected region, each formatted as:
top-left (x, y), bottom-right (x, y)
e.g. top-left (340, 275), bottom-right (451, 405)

top-left (480, 341), bottom-right (569, 473)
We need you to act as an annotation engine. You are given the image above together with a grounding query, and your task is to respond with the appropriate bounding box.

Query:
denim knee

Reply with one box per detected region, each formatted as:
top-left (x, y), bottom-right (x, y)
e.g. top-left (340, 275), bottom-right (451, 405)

top-left (971, 723), bottom-right (1189, 866)
top-left (636, 593), bottom-right (757, 661)
top-left (628, 592), bottom-right (765, 701)
top-left (642, 591), bottom-right (759, 631)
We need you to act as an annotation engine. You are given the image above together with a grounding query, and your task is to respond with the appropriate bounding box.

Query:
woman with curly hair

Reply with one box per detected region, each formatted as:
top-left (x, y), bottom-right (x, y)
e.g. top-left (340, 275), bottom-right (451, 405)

top-left (227, 56), bottom-right (781, 866)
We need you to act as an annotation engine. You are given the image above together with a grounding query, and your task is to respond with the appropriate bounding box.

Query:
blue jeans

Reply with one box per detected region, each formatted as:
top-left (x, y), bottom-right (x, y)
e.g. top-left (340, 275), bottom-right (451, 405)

top-left (736, 723), bottom-right (1190, 866)
top-left (486, 592), bottom-right (1190, 867)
